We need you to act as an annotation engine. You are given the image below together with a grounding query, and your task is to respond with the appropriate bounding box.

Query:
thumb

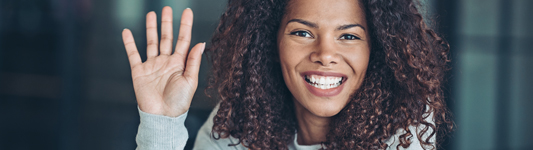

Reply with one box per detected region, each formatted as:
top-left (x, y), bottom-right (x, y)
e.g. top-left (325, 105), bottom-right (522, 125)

top-left (183, 42), bottom-right (206, 79)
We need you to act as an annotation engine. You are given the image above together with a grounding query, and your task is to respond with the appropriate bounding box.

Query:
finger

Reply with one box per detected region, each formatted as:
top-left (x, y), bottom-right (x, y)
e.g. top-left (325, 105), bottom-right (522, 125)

top-left (122, 29), bottom-right (142, 68)
top-left (183, 42), bottom-right (206, 79)
top-left (159, 6), bottom-right (173, 55)
top-left (173, 8), bottom-right (193, 59)
top-left (146, 11), bottom-right (159, 58)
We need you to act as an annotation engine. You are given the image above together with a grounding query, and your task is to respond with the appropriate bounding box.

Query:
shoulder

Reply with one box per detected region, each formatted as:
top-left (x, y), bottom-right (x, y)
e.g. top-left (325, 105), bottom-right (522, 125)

top-left (193, 104), bottom-right (247, 150)
top-left (385, 106), bottom-right (436, 150)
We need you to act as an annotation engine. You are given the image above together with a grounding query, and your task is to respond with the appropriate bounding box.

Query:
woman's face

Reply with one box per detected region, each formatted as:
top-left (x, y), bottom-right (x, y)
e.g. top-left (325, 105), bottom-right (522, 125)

top-left (278, 0), bottom-right (370, 117)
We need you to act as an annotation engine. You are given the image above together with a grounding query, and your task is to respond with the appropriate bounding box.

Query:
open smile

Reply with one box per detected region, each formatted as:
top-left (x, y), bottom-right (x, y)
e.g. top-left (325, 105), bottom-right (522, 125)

top-left (301, 71), bottom-right (348, 97)
top-left (304, 75), bottom-right (344, 89)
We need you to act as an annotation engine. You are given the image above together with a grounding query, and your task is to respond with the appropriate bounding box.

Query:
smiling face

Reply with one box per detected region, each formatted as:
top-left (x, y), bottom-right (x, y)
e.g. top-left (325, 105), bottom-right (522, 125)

top-left (278, 0), bottom-right (370, 117)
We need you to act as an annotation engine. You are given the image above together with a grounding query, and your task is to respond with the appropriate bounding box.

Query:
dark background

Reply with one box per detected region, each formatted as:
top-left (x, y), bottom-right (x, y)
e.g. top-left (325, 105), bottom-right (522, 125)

top-left (0, 0), bottom-right (531, 150)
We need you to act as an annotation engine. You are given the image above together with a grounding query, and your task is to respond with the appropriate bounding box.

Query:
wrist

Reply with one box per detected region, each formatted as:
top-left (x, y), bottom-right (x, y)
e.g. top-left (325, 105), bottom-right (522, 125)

top-left (138, 105), bottom-right (188, 117)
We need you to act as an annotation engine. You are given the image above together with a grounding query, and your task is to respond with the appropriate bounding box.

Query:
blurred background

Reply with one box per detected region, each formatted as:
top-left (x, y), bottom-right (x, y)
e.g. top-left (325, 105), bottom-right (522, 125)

top-left (0, 0), bottom-right (531, 150)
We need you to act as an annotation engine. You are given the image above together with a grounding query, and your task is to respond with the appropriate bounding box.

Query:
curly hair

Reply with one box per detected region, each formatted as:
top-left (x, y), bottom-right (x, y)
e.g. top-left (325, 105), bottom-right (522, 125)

top-left (206, 0), bottom-right (454, 149)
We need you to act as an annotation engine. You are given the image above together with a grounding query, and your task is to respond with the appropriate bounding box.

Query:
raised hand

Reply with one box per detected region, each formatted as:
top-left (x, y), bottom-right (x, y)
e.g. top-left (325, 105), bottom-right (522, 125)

top-left (122, 7), bottom-right (205, 117)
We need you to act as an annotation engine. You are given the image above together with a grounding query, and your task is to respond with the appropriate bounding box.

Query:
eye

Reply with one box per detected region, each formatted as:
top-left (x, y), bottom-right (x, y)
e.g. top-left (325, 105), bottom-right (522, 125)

top-left (339, 34), bottom-right (361, 40)
top-left (290, 30), bottom-right (313, 38)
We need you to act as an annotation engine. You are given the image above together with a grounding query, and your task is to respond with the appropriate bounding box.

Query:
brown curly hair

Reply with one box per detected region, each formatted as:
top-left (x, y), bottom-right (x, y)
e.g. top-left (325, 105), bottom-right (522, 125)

top-left (206, 0), bottom-right (454, 149)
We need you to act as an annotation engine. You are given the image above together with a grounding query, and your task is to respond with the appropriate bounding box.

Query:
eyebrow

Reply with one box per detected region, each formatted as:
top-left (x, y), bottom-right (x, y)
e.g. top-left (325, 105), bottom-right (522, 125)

top-left (287, 19), bottom-right (318, 28)
top-left (337, 24), bottom-right (366, 31)
top-left (287, 19), bottom-right (366, 31)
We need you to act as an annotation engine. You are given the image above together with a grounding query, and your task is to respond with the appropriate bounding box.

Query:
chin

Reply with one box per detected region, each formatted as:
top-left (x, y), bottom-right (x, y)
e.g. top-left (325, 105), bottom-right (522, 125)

top-left (310, 108), bottom-right (344, 117)
top-left (295, 96), bottom-right (350, 117)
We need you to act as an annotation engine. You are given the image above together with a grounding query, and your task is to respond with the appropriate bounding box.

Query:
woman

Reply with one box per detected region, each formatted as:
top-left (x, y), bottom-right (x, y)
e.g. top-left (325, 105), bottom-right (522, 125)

top-left (122, 0), bottom-right (453, 149)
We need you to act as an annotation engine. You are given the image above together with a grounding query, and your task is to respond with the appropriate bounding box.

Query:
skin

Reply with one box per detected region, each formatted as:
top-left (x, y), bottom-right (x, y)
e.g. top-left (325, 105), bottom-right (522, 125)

top-left (122, 7), bottom-right (205, 117)
top-left (277, 0), bottom-right (371, 145)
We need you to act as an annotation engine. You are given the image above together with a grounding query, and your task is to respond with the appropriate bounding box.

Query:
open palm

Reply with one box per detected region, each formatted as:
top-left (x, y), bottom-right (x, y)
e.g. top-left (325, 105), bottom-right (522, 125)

top-left (122, 7), bottom-right (204, 117)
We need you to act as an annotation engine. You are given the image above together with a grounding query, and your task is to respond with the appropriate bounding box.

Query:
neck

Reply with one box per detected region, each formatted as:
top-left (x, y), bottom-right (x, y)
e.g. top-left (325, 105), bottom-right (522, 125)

top-left (294, 100), bottom-right (330, 145)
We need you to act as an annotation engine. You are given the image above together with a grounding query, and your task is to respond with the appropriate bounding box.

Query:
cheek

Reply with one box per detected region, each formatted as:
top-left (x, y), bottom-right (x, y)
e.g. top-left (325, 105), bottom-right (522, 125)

top-left (345, 43), bottom-right (370, 67)
top-left (278, 40), bottom-right (310, 96)
top-left (346, 47), bottom-right (370, 87)
top-left (278, 41), bottom-right (293, 84)
top-left (351, 53), bottom-right (370, 71)
top-left (278, 41), bottom-right (305, 73)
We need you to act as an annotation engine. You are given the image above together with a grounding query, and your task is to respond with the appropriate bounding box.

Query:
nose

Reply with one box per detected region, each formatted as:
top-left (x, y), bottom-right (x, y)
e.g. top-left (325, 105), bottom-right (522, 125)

top-left (310, 38), bottom-right (340, 67)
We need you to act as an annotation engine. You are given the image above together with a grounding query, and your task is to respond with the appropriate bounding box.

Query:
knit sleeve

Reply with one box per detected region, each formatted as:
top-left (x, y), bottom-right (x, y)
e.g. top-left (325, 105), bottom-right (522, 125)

top-left (135, 107), bottom-right (189, 150)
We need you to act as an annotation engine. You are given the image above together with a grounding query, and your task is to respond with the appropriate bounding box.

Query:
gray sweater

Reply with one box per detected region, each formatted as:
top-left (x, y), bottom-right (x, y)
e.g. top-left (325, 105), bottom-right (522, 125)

top-left (135, 104), bottom-right (435, 150)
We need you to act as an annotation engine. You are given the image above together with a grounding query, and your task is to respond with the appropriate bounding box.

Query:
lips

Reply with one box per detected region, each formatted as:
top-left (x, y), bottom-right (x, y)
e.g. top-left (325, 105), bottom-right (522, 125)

top-left (300, 71), bottom-right (347, 97)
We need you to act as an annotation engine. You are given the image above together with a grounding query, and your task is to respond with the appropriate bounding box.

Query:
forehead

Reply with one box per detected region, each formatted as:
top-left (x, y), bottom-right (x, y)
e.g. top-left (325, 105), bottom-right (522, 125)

top-left (283, 0), bottom-right (366, 26)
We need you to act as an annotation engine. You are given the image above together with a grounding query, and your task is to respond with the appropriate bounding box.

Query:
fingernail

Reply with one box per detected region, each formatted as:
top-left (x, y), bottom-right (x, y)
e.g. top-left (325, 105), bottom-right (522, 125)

top-left (186, 8), bottom-right (191, 10)
top-left (123, 28), bottom-right (129, 30)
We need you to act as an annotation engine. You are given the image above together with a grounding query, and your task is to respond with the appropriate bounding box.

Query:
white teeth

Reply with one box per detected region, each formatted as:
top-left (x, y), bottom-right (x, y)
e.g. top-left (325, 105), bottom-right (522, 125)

top-left (305, 75), bottom-right (343, 89)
